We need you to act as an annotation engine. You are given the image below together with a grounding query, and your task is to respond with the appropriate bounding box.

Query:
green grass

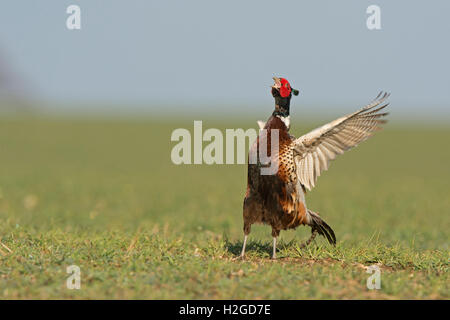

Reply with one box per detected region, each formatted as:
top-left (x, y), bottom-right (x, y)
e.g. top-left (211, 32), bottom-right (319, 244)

top-left (0, 117), bottom-right (448, 299)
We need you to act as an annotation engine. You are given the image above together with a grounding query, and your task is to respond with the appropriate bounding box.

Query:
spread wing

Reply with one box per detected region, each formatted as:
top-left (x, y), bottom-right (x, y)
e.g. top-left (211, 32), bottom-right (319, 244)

top-left (293, 92), bottom-right (390, 191)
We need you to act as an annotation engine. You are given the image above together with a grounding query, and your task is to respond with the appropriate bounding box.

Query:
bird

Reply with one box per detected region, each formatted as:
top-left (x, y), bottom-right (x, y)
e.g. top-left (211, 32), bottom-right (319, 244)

top-left (240, 76), bottom-right (389, 259)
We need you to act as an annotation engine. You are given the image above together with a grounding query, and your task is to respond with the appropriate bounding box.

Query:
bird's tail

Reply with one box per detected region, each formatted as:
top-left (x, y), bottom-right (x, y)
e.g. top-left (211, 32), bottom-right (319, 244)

top-left (307, 210), bottom-right (336, 246)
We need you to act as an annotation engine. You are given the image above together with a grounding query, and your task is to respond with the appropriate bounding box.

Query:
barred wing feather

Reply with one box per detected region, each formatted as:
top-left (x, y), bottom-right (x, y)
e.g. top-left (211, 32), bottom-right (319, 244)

top-left (293, 92), bottom-right (390, 191)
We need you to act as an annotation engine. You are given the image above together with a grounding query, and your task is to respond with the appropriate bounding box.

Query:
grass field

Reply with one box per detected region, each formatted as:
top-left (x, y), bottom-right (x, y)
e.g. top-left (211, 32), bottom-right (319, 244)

top-left (0, 116), bottom-right (448, 299)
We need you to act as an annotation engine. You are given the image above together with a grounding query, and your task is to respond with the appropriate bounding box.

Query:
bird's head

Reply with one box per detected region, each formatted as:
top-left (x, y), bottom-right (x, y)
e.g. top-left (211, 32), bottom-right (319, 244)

top-left (271, 76), bottom-right (299, 117)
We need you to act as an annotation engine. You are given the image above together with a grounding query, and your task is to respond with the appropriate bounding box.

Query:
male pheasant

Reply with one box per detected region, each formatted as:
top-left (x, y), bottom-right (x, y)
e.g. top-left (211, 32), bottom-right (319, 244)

top-left (241, 76), bottom-right (389, 259)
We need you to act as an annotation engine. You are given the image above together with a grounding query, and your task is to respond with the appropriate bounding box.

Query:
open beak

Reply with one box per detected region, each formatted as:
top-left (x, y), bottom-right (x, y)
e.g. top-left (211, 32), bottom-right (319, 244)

top-left (272, 76), bottom-right (282, 89)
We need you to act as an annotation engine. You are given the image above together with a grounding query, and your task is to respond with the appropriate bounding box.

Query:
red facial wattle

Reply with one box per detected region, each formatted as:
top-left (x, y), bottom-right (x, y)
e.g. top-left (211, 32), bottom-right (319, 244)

top-left (279, 78), bottom-right (292, 97)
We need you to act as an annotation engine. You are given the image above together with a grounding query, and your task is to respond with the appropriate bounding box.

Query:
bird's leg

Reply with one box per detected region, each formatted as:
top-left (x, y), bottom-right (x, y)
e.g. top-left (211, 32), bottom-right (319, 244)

top-left (238, 223), bottom-right (251, 259)
top-left (272, 237), bottom-right (277, 259)
top-left (240, 234), bottom-right (248, 258)
top-left (271, 229), bottom-right (280, 259)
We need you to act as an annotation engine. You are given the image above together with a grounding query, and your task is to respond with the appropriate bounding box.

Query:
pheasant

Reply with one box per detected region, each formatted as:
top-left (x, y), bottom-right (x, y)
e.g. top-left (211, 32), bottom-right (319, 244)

top-left (241, 76), bottom-right (389, 259)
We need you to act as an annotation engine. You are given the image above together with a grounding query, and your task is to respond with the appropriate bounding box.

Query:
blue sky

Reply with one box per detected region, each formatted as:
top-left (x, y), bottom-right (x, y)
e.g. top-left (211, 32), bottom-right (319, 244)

top-left (0, 1), bottom-right (449, 117)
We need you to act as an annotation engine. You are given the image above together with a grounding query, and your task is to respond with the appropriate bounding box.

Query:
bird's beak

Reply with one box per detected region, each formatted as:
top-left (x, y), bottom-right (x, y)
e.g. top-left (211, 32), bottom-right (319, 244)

top-left (272, 76), bottom-right (282, 89)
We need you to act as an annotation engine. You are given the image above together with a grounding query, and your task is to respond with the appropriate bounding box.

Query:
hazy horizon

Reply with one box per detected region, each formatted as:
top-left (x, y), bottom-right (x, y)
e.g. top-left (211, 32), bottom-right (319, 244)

top-left (0, 1), bottom-right (449, 120)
